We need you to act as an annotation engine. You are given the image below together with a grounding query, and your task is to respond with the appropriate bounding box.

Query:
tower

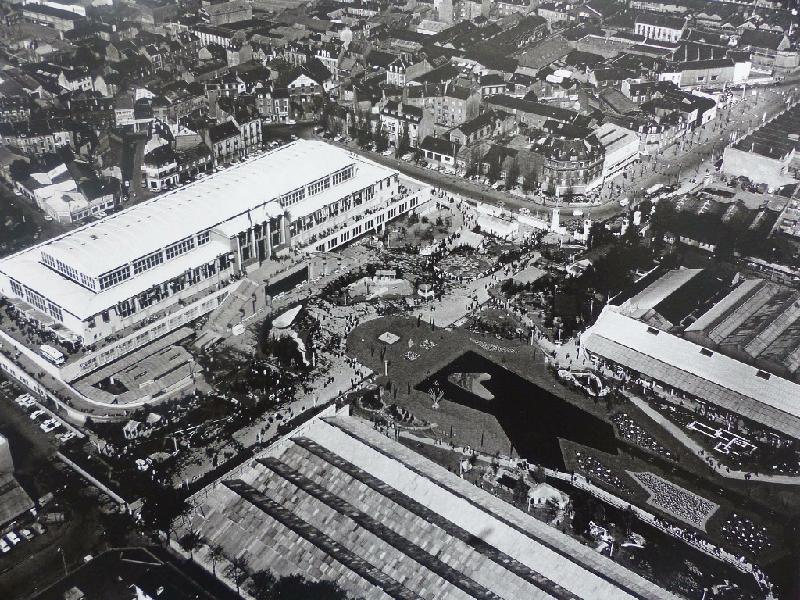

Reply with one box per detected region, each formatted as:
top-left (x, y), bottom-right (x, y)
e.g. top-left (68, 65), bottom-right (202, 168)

top-left (550, 207), bottom-right (560, 233)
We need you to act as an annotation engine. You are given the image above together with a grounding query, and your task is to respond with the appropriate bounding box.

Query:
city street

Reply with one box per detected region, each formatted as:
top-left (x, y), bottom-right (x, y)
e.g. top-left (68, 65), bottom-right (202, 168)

top-left (307, 82), bottom-right (797, 224)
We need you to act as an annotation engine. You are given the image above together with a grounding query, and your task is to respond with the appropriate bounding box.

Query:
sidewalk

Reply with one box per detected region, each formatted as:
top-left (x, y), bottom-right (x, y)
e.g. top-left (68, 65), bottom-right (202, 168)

top-left (624, 391), bottom-right (800, 485)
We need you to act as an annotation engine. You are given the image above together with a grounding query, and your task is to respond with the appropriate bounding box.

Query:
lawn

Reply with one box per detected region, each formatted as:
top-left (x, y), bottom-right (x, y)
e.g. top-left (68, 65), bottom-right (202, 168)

top-left (346, 315), bottom-right (800, 594)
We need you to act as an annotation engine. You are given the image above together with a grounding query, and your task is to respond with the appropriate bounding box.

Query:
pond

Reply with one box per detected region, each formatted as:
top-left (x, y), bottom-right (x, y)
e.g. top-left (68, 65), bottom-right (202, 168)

top-left (417, 351), bottom-right (619, 469)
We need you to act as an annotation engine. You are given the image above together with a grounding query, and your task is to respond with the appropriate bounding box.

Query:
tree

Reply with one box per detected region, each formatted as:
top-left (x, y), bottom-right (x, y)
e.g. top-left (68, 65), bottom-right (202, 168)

top-left (522, 169), bottom-right (538, 193)
top-left (226, 552), bottom-right (251, 594)
top-left (427, 382), bottom-right (444, 410)
top-left (179, 530), bottom-right (202, 559)
top-left (9, 159), bottom-right (30, 182)
top-left (356, 110), bottom-right (371, 147)
top-left (505, 158), bottom-right (520, 189)
top-left (465, 145), bottom-right (480, 177)
top-left (139, 487), bottom-right (186, 542)
top-left (512, 476), bottom-right (528, 506)
top-left (487, 156), bottom-right (502, 183)
top-left (208, 543), bottom-right (225, 577)
top-left (248, 570), bottom-right (277, 600)
top-left (396, 121), bottom-right (410, 157)
top-left (374, 120), bottom-right (389, 152)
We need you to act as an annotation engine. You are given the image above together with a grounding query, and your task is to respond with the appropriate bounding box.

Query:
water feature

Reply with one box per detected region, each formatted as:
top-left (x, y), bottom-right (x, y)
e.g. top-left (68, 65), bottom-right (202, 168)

top-left (417, 351), bottom-right (619, 469)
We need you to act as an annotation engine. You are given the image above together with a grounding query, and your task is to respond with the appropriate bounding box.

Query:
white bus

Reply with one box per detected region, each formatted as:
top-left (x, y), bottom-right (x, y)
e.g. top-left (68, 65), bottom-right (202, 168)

top-left (39, 345), bottom-right (65, 366)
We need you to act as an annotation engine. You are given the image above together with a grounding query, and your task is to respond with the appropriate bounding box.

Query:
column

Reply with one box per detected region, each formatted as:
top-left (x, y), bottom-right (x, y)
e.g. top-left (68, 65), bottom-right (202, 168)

top-left (281, 212), bottom-right (291, 247)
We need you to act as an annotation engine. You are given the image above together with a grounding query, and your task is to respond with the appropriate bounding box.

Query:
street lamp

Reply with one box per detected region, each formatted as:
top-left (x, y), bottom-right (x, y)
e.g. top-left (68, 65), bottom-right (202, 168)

top-left (57, 547), bottom-right (67, 576)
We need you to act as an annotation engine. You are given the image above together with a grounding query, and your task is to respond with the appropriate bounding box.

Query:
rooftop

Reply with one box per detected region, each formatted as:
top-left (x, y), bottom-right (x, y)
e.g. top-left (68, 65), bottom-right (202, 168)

top-left (583, 309), bottom-right (800, 437)
top-left (179, 414), bottom-right (679, 600)
top-left (0, 142), bottom-right (397, 319)
top-left (6, 142), bottom-right (357, 279)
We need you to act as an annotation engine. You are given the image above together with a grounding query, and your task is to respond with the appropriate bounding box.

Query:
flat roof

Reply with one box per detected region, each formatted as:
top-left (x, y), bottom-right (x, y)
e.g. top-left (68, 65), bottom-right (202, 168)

top-left (583, 309), bottom-right (800, 436)
top-left (16, 141), bottom-right (372, 279)
top-left (0, 141), bottom-right (398, 319)
top-left (1, 241), bottom-right (227, 321)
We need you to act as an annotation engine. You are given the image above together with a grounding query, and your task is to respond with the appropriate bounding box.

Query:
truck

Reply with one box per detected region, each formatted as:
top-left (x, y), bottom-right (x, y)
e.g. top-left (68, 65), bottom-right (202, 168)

top-left (39, 344), bottom-right (65, 366)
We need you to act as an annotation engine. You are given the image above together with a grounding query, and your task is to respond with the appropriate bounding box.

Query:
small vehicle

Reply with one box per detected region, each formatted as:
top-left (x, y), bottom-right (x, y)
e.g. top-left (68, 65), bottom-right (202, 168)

top-left (39, 344), bottom-right (65, 366)
top-left (29, 409), bottom-right (46, 421)
top-left (57, 431), bottom-right (76, 443)
top-left (5, 532), bottom-right (20, 546)
top-left (19, 529), bottom-right (33, 541)
top-left (41, 420), bottom-right (61, 433)
top-left (0, 540), bottom-right (9, 553)
top-left (381, 149), bottom-right (393, 157)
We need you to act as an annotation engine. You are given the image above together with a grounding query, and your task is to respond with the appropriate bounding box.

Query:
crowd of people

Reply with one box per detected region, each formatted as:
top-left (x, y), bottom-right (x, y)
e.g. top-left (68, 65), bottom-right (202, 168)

top-left (631, 472), bottom-right (717, 529)
top-left (721, 513), bottom-right (773, 556)
top-left (574, 451), bottom-right (632, 493)
top-left (611, 412), bottom-right (675, 460)
top-left (469, 338), bottom-right (516, 354)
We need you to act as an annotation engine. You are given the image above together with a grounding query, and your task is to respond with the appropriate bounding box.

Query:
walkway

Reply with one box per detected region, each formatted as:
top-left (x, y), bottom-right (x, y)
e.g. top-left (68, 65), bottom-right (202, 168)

top-left (624, 392), bottom-right (800, 485)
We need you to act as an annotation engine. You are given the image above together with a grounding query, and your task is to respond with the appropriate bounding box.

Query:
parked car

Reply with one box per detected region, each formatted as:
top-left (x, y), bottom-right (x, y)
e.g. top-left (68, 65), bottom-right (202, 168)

top-left (19, 529), bottom-right (33, 541)
top-left (29, 409), bottom-right (46, 421)
top-left (0, 540), bottom-right (9, 553)
top-left (41, 420), bottom-right (61, 433)
top-left (5, 532), bottom-right (20, 546)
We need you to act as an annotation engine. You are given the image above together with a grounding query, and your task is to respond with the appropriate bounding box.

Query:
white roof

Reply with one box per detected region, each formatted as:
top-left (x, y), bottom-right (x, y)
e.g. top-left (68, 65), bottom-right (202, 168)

top-left (0, 141), bottom-right (399, 321)
top-left (287, 159), bottom-right (388, 221)
top-left (30, 141), bottom-right (364, 278)
top-left (585, 309), bottom-right (800, 421)
top-left (0, 240), bottom-right (227, 321)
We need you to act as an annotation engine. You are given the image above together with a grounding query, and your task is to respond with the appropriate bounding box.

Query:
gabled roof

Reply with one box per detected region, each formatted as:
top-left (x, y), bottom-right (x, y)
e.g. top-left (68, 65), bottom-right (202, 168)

top-left (738, 29), bottom-right (786, 51)
top-left (455, 110), bottom-right (501, 136)
top-left (634, 13), bottom-right (686, 30)
top-left (208, 120), bottom-right (240, 143)
top-left (420, 135), bottom-right (458, 157)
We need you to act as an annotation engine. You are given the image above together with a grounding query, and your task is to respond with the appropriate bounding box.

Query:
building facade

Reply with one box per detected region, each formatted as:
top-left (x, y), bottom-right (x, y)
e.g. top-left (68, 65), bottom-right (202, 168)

top-left (0, 142), bottom-right (429, 377)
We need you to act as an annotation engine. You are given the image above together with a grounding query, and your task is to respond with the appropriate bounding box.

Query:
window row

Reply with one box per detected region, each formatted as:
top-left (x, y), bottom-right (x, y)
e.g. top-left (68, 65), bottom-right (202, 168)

top-left (165, 236), bottom-right (196, 260)
top-left (280, 187), bottom-right (306, 207)
top-left (99, 265), bottom-right (132, 290)
top-left (307, 175), bottom-right (331, 196)
top-left (133, 250), bottom-right (165, 275)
